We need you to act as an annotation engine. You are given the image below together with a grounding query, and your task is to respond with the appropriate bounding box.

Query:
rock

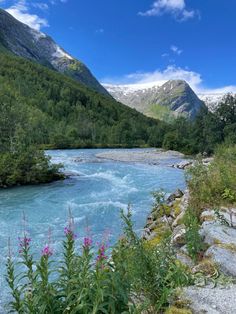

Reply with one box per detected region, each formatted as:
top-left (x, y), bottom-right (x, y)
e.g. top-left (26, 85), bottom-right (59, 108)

top-left (172, 190), bottom-right (189, 228)
top-left (148, 221), bottom-right (159, 231)
top-left (200, 210), bottom-right (216, 223)
top-left (204, 245), bottom-right (236, 277)
top-left (171, 161), bottom-right (193, 170)
top-left (182, 285), bottom-right (236, 314)
top-left (167, 189), bottom-right (184, 203)
top-left (176, 252), bottom-right (194, 268)
top-left (172, 225), bottom-right (186, 246)
top-left (218, 207), bottom-right (236, 227)
top-left (172, 211), bottom-right (186, 228)
top-left (200, 221), bottom-right (236, 247)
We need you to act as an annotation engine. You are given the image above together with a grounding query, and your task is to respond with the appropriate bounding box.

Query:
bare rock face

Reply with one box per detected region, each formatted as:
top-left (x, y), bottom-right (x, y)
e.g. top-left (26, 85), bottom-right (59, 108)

top-left (104, 80), bottom-right (206, 119)
top-left (0, 9), bottom-right (109, 95)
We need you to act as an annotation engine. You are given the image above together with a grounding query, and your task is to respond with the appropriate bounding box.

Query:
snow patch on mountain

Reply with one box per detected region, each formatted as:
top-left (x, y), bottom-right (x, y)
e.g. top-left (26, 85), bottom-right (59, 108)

top-left (52, 44), bottom-right (73, 60)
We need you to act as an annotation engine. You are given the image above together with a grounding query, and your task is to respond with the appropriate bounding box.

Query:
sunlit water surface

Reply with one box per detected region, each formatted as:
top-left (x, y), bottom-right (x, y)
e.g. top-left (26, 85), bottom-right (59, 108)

top-left (0, 148), bottom-right (186, 311)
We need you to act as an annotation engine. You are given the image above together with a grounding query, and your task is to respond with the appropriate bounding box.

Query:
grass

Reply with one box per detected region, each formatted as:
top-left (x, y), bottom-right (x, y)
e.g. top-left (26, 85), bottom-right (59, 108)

top-left (187, 145), bottom-right (236, 211)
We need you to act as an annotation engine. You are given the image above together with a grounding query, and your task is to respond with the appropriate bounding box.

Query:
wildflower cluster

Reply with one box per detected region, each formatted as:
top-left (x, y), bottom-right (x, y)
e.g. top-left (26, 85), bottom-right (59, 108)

top-left (18, 236), bottom-right (31, 253)
top-left (6, 210), bottom-right (192, 313)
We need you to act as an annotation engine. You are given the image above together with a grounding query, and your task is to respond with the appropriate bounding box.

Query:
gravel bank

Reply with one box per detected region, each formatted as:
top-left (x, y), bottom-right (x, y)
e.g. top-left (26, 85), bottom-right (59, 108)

top-left (96, 149), bottom-right (185, 164)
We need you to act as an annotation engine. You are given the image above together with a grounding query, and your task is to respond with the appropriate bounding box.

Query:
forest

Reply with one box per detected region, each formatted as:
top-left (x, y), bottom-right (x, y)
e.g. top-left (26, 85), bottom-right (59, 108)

top-left (0, 51), bottom-right (236, 186)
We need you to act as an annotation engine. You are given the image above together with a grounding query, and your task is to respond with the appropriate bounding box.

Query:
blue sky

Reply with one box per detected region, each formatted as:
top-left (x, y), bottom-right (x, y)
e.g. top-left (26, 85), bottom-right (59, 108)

top-left (1, 0), bottom-right (236, 93)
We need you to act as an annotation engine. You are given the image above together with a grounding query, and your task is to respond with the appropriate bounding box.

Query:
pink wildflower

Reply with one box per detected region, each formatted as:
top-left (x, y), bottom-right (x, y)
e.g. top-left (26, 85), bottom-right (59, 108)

top-left (96, 244), bottom-right (108, 263)
top-left (41, 245), bottom-right (53, 257)
top-left (83, 237), bottom-right (92, 248)
top-left (64, 227), bottom-right (77, 239)
top-left (18, 236), bottom-right (31, 253)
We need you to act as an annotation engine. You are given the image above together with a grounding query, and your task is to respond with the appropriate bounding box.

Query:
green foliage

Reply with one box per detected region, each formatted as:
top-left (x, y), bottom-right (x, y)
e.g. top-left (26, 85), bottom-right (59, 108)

top-left (184, 210), bottom-right (205, 263)
top-left (0, 147), bottom-right (63, 187)
top-left (148, 104), bottom-right (177, 123)
top-left (6, 211), bottom-right (192, 314)
top-left (162, 95), bottom-right (236, 155)
top-left (0, 52), bottom-right (166, 149)
top-left (187, 145), bottom-right (236, 208)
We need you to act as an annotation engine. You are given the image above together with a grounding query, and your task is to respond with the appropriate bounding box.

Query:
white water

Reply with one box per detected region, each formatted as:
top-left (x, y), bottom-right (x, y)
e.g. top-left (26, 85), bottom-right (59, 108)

top-left (0, 148), bottom-right (186, 311)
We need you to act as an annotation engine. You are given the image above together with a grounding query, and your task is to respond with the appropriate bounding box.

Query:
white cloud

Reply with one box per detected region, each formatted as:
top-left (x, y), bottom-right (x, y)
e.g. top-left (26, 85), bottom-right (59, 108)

top-left (32, 3), bottom-right (49, 11)
top-left (101, 65), bottom-right (236, 95)
top-left (139, 0), bottom-right (198, 21)
top-left (6, 0), bottom-right (48, 30)
top-left (170, 45), bottom-right (182, 55)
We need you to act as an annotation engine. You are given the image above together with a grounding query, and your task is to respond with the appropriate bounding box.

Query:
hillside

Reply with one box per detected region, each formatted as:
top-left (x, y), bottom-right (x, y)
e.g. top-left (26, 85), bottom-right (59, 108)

top-left (0, 52), bottom-right (166, 149)
top-left (104, 80), bottom-right (206, 120)
top-left (0, 8), bottom-right (109, 95)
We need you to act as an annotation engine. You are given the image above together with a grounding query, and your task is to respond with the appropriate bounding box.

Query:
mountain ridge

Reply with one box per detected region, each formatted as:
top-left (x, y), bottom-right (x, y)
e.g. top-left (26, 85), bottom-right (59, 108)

top-left (0, 8), bottom-right (109, 95)
top-left (104, 79), bottom-right (206, 119)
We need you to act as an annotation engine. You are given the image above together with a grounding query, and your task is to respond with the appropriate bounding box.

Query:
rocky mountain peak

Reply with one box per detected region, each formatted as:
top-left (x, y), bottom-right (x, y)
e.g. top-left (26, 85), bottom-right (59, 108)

top-left (104, 79), bottom-right (206, 119)
top-left (0, 8), bottom-right (109, 95)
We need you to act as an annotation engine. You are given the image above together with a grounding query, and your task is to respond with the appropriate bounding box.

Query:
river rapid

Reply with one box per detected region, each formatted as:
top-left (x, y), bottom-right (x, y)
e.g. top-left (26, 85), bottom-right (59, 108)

top-left (0, 148), bottom-right (186, 311)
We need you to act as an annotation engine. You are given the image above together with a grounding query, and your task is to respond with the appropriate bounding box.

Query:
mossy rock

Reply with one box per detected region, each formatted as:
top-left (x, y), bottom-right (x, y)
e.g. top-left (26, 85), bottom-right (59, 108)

top-left (147, 223), bottom-right (170, 247)
top-left (173, 199), bottom-right (182, 217)
top-left (165, 306), bottom-right (192, 314)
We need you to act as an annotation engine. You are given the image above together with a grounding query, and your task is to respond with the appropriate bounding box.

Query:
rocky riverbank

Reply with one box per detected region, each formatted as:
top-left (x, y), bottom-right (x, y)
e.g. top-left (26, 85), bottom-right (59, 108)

top-left (96, 149), bottom-right (185, 165)
top-left (143, 188), bottom-right (236, 313)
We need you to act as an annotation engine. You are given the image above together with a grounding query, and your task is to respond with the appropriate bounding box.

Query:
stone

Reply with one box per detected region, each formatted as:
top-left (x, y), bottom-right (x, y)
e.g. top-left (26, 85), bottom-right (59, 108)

top-left (172, 224), bottom-right (186, 246)
top-left (167, 189), bottom-right (184, 203)
top-left (176, 252), bottom-right (194, 268)
top-left (200, 221), bottom-right (236, 247)
top-left (204, 245), bottom-right (236, 277)
top-left (172, 211), bottom-right (185, 228)
top-left (182, 285), bottom-right (236, 314)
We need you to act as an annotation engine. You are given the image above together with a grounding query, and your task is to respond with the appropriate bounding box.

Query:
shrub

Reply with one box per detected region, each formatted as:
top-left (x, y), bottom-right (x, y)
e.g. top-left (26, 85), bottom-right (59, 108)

top-left (184, 210), bottom-right (205, 263)
top-left (186, 145), bottom-right (236, 210)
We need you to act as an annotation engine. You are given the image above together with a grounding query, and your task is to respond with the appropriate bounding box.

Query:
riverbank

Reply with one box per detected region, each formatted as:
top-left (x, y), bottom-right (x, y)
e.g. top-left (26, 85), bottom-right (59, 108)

top-left (143, 147), bottom-right (236, 313)
top-left (96, 148), bottom-right (186, 164)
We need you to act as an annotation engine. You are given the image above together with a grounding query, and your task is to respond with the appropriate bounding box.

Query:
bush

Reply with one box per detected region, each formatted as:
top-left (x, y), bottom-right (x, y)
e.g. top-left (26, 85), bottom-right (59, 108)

top-left (186, 145), bottom-right (236, 209)
top-left (0, 147), bottom-right (63, 188)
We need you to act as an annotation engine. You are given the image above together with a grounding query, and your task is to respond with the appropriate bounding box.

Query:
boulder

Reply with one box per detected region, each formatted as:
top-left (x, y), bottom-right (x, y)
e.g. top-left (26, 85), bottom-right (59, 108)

top-left (167, 189), bottom-right (184, 203)
top-left (205, 245), bottom-right (236, 277)
top-left (176, 252), bottom-right (194, 268)
top-left (200, 221), bottom-right (236, 247)
top-left (182, 285), bottom-right (236, 314)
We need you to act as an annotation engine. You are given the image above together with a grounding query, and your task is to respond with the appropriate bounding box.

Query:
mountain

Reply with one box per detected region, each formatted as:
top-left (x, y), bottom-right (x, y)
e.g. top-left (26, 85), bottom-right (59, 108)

top-left (104, 80), bottom-right (206, 119)
top-left (198, 93), bottom-right (226, 111)
top-left (0, 8), bottom-right (108, 95)
top-left (0, 52), bottom-right (166, 148)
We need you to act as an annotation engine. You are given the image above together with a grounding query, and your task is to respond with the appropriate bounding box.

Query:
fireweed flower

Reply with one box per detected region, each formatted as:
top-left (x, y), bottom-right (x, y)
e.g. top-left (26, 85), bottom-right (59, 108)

top-left (96, 244), bottom-right (108, 264)
top-left (41, 245), bottom-right (53, 257)
top-left (64, 227), bottom-right (77, 239)
top-left (83, 237), bottom-right (92, 248)
top-left (18, 236), bottom-right (31, 253)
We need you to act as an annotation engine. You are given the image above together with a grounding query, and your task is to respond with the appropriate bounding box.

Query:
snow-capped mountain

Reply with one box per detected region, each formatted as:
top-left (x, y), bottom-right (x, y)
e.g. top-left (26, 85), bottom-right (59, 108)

top-left (197, 93), bottom-right (226, 111)
top-left (0, 8), bottom-right (108, 95)
top-left (104, 80), bottom-right (206, 119)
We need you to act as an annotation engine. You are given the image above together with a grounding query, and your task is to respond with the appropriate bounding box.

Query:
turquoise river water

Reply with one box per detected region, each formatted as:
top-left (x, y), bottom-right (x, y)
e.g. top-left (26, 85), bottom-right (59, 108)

top-left (0, 148), bottom-right (186, 311)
